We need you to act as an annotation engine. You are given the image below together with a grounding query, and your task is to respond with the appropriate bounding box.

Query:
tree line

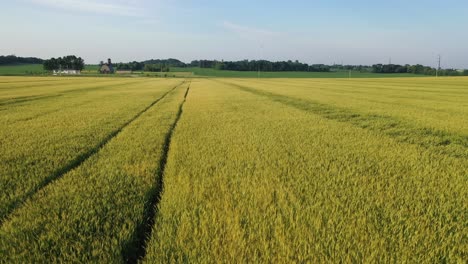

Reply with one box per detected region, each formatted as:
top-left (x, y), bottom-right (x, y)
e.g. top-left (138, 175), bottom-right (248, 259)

top-left (143, 64), bottom-right (170, 72)
top-left (188, 60), bottom-right (468, 75)
top-left (143, 59), bottom-right (186, 67)
top-left (111, 61), bottom-right (144, 71)
top-left (103, 58), bottom-right (332, 72)
top-left (37, 55), bottom-right (467, 76)
top-left (43, 56), bottom-right (85, 71)
top-left (372, 64), bottom-right (468, 76)
top-left (112, 59), bottom-right (181, 72)
top-left (188, 60), bottom-right (331, 72)
top-left (0, 55), bottom-right (43, 65)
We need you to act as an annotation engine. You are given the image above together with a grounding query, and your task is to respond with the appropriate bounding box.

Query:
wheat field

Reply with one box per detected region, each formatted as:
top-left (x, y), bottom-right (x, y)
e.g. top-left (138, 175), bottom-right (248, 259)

top-left (0, 76), bottom-right (466, 262)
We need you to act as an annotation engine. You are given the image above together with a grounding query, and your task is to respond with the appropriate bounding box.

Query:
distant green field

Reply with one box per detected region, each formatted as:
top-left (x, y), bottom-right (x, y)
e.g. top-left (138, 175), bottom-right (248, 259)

top-left (82, 65), bottom-right (99, 72)
top-left (0, 64), bottom-right (46, 75)
top-left (0, 64), bottom-right (99, 75)
top-left (171, 67), bottom-right (425, 78)
top-left (0, 64), bottom-right (427, 78)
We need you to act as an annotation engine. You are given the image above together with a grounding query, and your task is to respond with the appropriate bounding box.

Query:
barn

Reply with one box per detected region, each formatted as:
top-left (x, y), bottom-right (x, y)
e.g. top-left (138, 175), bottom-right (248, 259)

top-left (100, 59), bottom-right (114, 74)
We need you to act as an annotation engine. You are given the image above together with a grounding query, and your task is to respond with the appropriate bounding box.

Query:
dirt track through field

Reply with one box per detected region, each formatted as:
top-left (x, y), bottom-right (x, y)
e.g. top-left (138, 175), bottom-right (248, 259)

top-left (0, 81), bottom-right (186, 225)
top-left (127, 82), bottom-right (191, 264)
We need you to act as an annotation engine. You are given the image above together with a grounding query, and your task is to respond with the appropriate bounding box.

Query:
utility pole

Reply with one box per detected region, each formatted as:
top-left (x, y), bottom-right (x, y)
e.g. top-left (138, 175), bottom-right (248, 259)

top-left (258, 44), bottom-right (263, 79)
top-left (436, 54), bottom-right (441, 78)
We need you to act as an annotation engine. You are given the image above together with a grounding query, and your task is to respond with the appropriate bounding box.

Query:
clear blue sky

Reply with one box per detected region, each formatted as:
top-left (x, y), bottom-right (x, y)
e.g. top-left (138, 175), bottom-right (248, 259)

top-left (1, 0), bottom-right (467, 68)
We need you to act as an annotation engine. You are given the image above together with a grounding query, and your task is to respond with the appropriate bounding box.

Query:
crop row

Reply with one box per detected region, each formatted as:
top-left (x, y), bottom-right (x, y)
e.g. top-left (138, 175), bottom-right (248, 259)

top-left (0, 78), bottom-right (181, 221)
top-left (0, 77), bottom-right (135, 101)
top-left (227, 77), bottom-right (468, 135)
top-left (142, 79), bottom-right (466, 263)
top-left (0, 81), bottom-right (190, 262)
top-left (219, 79), bottom-right (468, 158)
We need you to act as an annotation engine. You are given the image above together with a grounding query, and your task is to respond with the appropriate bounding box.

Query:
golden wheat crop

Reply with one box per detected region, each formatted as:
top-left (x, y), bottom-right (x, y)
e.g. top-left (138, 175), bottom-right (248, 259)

top-left (143, 78), bottom-right (467, 263)
top-left (0, 77), bottom-right (181, 221)
top-left (0, 76), bottom-right (466, 263)
top-left (0, 78), bottom-right (189, 262)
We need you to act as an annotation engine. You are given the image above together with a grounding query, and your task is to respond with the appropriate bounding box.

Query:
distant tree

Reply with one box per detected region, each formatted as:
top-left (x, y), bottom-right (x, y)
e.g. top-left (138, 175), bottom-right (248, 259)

top-left (143, 64), bottom-right (169, 72)
top-left (115, 61), bottom-right (145, 71)
top-left (42, 55), bottom-right (85, 71)
top-left (143, 58), bottom-right (185, 67)
top-left (424, 67), bottom-right (435, 76)
top-left (187, 59), bottom-right (330, 72)
top-left (73, 57), bottom-right (85, 71)
top-left (43, 59), bottom-right (53, 71)
top-left (43, 57), bottom-right (60, 71)
top-left (0, 55), bottom-right (43, 65)
top-left (370, 63), bottom-right (453, 76)
top-left (214, 61), bottom-right (225, 70)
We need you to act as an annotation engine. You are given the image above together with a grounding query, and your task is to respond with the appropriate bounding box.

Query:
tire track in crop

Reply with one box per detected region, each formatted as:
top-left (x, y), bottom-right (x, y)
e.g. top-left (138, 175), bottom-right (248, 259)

top-left (59, 79), bottom-right (151, 95)
top-left (8, 99), bottom-right (95, 123)
top-left (0, 81), bottom-right (186, 225)
top-left (0, 94), bottom-right (63, 106)
top-left (6, 81), bottom-right (151, 124)
top-left (2, 80), bottom-right (160, 125)
top-left (219, 80), bottom-right (468, 159)
top-left (124, 82), bottom-right (191, 264)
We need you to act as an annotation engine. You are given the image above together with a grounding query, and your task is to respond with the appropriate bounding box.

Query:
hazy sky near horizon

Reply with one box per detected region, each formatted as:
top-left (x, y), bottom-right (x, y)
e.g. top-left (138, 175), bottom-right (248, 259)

top-left (1, 0), bottom-right (467, 68)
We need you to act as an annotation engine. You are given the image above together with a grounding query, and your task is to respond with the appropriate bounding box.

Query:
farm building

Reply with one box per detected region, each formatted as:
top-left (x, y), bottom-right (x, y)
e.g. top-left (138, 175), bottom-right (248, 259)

top-left (100, 59), bottom-right (115, 74)
top-left (53, 69), bottom-right (81, 75)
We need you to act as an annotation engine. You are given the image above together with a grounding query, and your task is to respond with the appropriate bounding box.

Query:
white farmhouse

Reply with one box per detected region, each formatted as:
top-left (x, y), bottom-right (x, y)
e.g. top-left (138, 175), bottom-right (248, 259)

top-left (53, 69), bottom-right (81, 75)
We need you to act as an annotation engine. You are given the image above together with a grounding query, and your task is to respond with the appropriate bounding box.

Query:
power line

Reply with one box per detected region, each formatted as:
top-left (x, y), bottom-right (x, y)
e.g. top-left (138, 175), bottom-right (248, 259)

top-left (436, 54), bottom-right (441, 78)
top-left (258, 44), bottom-right (264, 79)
